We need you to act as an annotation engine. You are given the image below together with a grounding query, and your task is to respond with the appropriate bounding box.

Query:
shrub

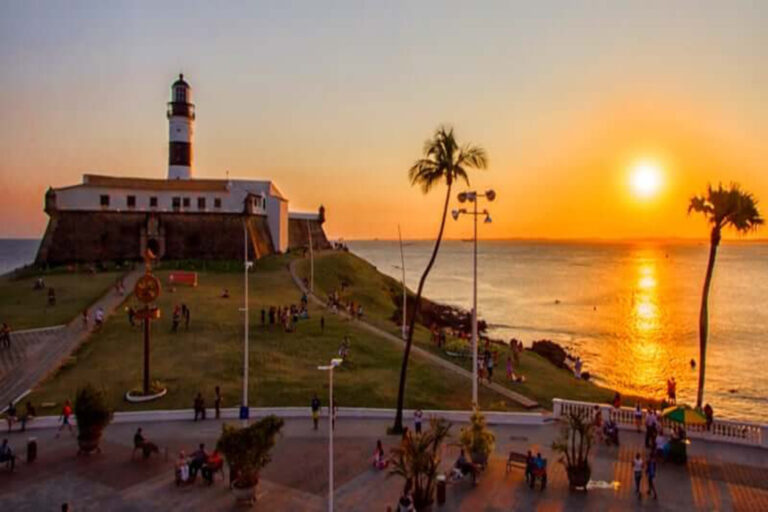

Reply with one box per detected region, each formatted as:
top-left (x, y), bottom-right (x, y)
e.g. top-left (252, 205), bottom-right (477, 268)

top-left (74, 384), bottom-right (113, 434)
top-left (459, 408), bottom-right (495, 463)
top-left (216, 415), bottom-right (284, 488)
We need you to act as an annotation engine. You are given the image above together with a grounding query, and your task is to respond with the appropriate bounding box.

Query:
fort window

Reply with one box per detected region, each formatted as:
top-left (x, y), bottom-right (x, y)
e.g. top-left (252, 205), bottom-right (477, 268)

top-left (172, 197), bottom-right (181, 210)
top-left (183, 197), bottom-right (191, 208)
top-left (214, 198), bottom-right (222, 209)
top-left (127, 195), bottom-right (136, 209)
top-left (149, 196), bottom-right (158, 208)
top-left (197, 197), bottom-right (206, 210)
top-left (100, 195), bottom-right (110, 207)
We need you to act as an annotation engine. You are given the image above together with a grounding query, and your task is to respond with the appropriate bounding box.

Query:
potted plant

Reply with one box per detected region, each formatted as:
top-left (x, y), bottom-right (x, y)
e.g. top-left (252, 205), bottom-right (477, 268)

top-left (552, 409), bottom-right (594, 490)
top-left (74, 384), bottom-right (113, 455)
top-left (216, 415), bottom-right (284, 505)
top-left (389, 417), bottom-right (452, 510)
top-left (459, 408), bottom-right (495, 469)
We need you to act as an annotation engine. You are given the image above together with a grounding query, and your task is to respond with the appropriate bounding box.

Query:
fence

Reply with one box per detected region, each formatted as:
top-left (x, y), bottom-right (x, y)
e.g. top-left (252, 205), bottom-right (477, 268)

top-left (552, 398), bottom-right (767, 449)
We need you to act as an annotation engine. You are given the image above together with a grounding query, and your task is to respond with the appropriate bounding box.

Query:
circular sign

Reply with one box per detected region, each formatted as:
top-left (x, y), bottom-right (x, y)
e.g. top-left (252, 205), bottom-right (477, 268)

top-left (134, 274), bottom-right (161, 303)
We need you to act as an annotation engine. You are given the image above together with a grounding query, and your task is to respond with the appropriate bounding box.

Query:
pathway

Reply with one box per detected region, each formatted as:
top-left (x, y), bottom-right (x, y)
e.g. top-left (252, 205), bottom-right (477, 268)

top-left (0, 417), bottom-right (766, 510)
top-left (0, 269), bottom-right (143, 411)
top-left (288, 258), bottom-right (539, 410)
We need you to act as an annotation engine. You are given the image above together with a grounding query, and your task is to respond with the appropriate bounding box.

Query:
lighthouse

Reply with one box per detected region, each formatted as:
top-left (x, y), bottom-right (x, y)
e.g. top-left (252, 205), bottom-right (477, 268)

top-left (167, 74), bottom-right (195, 180)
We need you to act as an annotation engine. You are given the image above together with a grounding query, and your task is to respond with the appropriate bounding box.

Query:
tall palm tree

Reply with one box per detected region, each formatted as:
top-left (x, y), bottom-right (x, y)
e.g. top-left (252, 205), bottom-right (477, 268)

top-left (688, 183), bottom-right (762, 408)
top-left (392, 126), bottom-right (487, 433)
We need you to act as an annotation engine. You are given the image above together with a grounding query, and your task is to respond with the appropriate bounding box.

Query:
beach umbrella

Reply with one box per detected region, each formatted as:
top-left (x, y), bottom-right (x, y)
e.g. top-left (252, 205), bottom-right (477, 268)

top-left (661, 405), bottom-right (706, 425)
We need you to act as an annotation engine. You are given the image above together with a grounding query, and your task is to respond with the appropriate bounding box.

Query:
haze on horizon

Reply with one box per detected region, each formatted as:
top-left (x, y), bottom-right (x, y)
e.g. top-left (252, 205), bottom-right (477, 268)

top-left (1, 1), bottom-right (765, 242)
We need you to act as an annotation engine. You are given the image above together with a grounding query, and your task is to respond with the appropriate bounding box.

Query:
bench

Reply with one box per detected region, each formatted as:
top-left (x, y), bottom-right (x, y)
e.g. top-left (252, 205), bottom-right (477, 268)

top-left (168, 271), bottom-right (198, 287)
top-left (506, 451), bottom-right (528, 473)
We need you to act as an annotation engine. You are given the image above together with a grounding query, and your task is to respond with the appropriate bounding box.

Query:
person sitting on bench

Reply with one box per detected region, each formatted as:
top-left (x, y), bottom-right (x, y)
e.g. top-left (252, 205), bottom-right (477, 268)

top-left (202, 449), bottom-right (224, 484)
top-left (189, 443), bottom-right (208, 479)
top-left (530, 453), bottom-right (547, 489)
top-left (450, 449), bottom-right (477, 484)
top-left (133, 427), bottom-right (159, 459)
top-left (0, 439), bottom-right (15, 471)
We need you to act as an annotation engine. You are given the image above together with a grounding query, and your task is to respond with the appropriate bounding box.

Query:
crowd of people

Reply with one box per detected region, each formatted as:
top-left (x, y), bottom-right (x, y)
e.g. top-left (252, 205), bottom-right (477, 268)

top-left (260, 294), bottom-right (311, 333)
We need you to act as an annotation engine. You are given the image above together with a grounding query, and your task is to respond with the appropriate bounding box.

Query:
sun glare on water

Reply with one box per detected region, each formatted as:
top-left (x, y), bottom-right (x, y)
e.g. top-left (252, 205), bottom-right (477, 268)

top-left (629, 160), bottom-right (663, 199)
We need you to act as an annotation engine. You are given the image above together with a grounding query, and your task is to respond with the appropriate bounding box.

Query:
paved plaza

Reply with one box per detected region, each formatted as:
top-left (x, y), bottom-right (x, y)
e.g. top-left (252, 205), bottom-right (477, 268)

top-left (1, 416), bottom-right (767, 511)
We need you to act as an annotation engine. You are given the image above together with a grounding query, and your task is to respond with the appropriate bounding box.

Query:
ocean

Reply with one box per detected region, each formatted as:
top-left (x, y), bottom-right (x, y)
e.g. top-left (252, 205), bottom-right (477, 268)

top-left (348, 239), bottom-right (768, 423)
top-left (2, 238), bottom-right (765, 422)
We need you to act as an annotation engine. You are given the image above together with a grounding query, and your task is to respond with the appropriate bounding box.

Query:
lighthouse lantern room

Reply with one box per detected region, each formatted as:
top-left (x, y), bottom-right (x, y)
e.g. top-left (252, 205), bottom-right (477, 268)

top-left (167, 74), bottom-right (195, 180)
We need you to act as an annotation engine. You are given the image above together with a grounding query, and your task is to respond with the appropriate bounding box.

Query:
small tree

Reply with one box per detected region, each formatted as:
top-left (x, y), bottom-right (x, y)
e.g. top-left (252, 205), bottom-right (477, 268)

top-left (389, 417), bottom-right (452, 510)
top-left (459, 408), bottom-right (495, 466)
top-left (216, 415), bottom-right (284, 489)
top-left (74, 383), bottom-right (113, 452)
top-left (552, 410), bottom-right (594, 489)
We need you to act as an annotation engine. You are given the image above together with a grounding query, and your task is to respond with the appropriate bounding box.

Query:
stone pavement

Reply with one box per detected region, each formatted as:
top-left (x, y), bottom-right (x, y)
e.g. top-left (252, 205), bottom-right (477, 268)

top-left (288, 259), bottom-right (539, 410)
top-left (1, 417), bottom-right (766, 511)
top-left (0, 269), bottom-right (143, 412)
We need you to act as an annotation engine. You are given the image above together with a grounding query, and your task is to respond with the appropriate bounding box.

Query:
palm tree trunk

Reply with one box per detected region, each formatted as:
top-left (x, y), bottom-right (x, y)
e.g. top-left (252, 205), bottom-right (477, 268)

top-left (392, 183), bottom-right (453, 432)
top-left (696, 227), bottom-right (720, 409)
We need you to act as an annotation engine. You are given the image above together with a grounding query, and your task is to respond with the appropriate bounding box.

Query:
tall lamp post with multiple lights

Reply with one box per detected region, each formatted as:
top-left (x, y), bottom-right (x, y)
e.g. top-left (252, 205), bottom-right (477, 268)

top-left (452, 189), bottom-right (495, 406)
top-left (317, 357), bottom-right (343, 512)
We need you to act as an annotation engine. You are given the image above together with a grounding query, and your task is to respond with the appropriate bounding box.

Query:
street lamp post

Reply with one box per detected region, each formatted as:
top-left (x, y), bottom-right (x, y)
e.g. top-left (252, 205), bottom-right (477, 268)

top-left (318, 358), bottom-right (343, 512)
top-left (452, 189), bottom-right (495, 406)
top-left (307, 219), bottom-right (314, 293)
top-left (241, 222), bottom-right (253, 421)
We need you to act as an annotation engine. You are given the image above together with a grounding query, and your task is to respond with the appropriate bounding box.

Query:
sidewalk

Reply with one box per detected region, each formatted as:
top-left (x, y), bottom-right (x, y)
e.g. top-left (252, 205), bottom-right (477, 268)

top-left (288, 258), bottom-right (539, 410)
top-left (0, 417), bottom-right (766, 510)
top-left (0, 269), bottom-right (143, 411)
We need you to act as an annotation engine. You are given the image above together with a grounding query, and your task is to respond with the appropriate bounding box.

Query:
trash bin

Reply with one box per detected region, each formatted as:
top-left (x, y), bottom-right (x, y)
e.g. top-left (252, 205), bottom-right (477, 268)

top-left (436, 474), bottom-right (446, 505)
top-left (27, 437), bottom-right (37, 463)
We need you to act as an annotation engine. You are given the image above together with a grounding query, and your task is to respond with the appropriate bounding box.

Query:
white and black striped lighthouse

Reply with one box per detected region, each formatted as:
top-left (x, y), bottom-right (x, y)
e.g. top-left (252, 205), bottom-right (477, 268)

top-left (167, 74), bottom-right (195, 180)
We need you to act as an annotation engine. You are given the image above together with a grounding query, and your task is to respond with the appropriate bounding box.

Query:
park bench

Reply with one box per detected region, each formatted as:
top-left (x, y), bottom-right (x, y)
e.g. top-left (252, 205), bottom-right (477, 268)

top-left (506, 451), bottom-right (528, 473)
top-left (168, 271), bottom-right (198, 287)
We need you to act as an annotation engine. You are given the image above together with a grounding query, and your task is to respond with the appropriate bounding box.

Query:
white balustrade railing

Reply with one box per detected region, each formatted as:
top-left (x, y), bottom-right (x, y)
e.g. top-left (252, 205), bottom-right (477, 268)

top-left (552, 398), bottom-right (767, 449)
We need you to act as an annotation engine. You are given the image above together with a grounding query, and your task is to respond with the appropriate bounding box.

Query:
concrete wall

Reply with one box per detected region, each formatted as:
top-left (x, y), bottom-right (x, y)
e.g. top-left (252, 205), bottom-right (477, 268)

top-left (35, 211), bottom-right (275, 265)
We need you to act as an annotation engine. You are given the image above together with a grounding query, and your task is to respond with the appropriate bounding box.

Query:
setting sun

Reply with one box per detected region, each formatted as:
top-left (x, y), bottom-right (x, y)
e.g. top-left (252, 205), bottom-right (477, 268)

top-left (629, 160), bottom-right (663, 199)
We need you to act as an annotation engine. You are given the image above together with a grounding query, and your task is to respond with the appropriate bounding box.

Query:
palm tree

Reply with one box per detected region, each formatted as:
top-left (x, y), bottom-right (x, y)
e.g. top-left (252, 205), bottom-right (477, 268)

top-left (389, 417), bottom-right (452, 509)
top-left (391, 126), bottom-right (487, 433)
top-left (688, 183), bottom-right (762, 408)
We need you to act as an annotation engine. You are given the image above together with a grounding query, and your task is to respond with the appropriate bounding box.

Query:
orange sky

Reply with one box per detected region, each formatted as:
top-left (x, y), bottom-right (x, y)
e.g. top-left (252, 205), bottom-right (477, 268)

top-left (1, 2), bottom-right (765, 241)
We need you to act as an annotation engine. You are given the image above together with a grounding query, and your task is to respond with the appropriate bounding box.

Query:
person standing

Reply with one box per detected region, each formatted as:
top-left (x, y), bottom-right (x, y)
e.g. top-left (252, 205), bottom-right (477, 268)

top-left (646, 452), bottom-right (658, 499)
top-left (574, 356), bottom-right (583, 379)
top-left (20, 401), bottom-right (35, 432)
top-left (261, 308), bottom-right (266, 326)
top-left (182, 304), bottom-right (191, 330)
top-left (486, 352), bottom-right (494, 382)
top-left (634, 403), bottom-right (643, 432)
top-left (704, 403), bottom-right (714, 431)
top-left (320, 315), bottom-right (325, 333)
top-left (82, 309), bottom-right (89, 330)
top-left (193, 392), bottom-right (206, 421)
top-left (667, 377), bottom-right (677, 405)
top-left (311, 394), bottom-right (321, 430)
top-left (633, 452), bottom-right (644, 500)
top-left (506, 355), bottom-right (513, 381)
top-left (644, 408), bottom-right (656, 449)
top-left (214, 386), bottom-right (222, 419)
top-left (414, 408), bottom-right (423, 434)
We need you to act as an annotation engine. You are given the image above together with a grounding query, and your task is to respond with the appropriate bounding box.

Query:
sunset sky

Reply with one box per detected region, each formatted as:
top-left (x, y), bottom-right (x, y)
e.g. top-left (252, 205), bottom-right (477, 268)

top-left (1, 1), bottom-right (765, 241)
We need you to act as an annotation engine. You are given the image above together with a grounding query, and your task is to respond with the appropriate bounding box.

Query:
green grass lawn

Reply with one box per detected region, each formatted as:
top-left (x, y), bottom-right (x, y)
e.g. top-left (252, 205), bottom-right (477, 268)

top-left (0, 271), bottom-right (123, 330)
top-left (295, 251), bottom-right (652, 409)
top-left (27, 254), bottom-right (516, 414)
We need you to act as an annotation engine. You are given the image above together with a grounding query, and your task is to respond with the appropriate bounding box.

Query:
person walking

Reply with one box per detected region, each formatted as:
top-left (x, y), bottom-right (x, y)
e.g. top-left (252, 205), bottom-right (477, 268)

top-left (414, 408), bottom-right (423, 434)
top-left (506, 355), bottom-right (513, 381)
top-left (704, 403), bottom-right (714, 431)
top-left (172, 306), bottom-right (180, 333)
top-left (311, 394), bottom-right (321, 430)
top-left (260, 308), bottom-right (266, 326)
top-left (214, 386), bottom-right (222, 419)
top-left (56, 400), bottom-right (74, 438)
top-left (646, 452), bottom-right (658, 499)
top-left (81, 309), bottom-right (89, 330)
top-left (633, 452), bottom-right (644, 500)
top-left (6, 402), bottom-right (16, 432)
top-left (320, 315), bottom-right (325, 333)
top-left (634, 403), bottom-right (643, 432)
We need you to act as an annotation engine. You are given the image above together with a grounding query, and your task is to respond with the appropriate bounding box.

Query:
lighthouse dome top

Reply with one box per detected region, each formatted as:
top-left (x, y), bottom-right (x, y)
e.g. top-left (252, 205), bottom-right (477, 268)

top-left (172, 73), bottom-right (190, 89)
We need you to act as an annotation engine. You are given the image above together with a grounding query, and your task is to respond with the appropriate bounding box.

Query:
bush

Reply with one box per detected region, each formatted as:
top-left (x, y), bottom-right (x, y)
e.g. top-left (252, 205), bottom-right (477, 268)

top-left (74, 384), bottom-right (113, 433)
top-left (217, 415), bottom-right (284, 488)
top-left (459, 408), bottom-right (496, 464)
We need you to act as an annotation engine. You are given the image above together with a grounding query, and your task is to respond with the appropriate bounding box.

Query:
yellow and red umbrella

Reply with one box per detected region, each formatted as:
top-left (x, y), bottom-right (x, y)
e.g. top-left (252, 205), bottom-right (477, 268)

top-left (661, 405), bottom-right (706, 425)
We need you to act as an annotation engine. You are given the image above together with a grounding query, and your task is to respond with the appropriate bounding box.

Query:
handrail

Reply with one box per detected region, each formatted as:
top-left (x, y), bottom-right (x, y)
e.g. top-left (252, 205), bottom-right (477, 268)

top-left (552, 398), bottom-right (767, 448)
